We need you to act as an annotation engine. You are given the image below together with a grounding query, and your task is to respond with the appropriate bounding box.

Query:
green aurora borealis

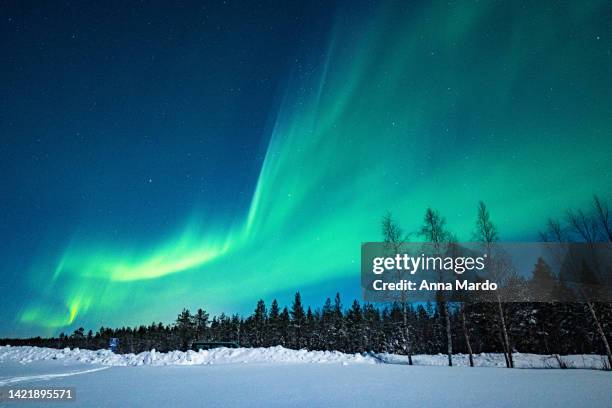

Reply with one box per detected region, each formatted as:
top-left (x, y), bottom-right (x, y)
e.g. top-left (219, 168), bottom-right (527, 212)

top-left (4, 1), bottom-right (612, 335)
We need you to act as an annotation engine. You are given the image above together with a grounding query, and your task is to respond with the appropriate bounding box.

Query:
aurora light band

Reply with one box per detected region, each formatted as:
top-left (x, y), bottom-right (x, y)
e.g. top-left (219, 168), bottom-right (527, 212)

top-left (2, 1), bottom-right (611, 336)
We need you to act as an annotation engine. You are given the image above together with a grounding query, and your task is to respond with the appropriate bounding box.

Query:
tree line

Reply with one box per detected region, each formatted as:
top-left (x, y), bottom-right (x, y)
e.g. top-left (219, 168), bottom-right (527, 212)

top-left (2, 196), bottom-right (611, 369)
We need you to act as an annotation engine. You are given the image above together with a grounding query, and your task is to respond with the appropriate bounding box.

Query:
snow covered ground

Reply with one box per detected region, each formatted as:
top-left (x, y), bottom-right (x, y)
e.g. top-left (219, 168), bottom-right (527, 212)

top-left (1, 346), bottom-right (610, 407)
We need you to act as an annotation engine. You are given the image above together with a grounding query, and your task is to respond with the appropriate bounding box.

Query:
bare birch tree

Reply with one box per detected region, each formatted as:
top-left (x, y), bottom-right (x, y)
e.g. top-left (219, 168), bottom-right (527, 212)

top-left (382, 212), bottom-right (413, 365)
top-left (420, 208), bottom-right (453, 366)
top-left (564, 197), bottom-right (612, 368)
top-left (473, 201), bottom-right (514, 368)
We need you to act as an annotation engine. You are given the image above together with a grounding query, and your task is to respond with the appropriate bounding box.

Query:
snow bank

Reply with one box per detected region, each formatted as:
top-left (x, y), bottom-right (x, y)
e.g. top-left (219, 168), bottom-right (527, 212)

top-left (375, 352), bottom-right (609, 369)
top-left (0, 345), bottom-right (608, 369)
top-left (0, 345), bottom-right (377, 367)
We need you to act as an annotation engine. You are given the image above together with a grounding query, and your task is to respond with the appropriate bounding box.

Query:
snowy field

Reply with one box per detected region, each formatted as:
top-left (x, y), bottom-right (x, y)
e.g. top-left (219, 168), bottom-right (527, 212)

top-left (1, 346), bottom-right (610, 407)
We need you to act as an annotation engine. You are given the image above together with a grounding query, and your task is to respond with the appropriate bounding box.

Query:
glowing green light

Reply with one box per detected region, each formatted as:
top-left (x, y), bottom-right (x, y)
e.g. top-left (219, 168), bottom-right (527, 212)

top-left (18, 0), bottom-right (612, 331)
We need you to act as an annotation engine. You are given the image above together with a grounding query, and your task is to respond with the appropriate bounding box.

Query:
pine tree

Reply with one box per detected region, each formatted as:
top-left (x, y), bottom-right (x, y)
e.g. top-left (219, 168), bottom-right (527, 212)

top-left (253, 300), bottom-right (267, 347)
top-left (346, 300), bottom-right (364, 352)
top-left (193, 308), bottom-right (209, 341)
top-left (176, 308), bottom-right (195, 350)
top-left (231, 314), bottom-right (242, 345)
top-left (321, 297), bottom-right (334, 350)
top-left (267, 299), bottom-right (281, 346)
top-left (279, 307), bottom-right (290, 347)
top-left (363, 303), bottom-right (382, 352)
top-left (304, 307), bottom-right (315, 349)
top-left (290, 292), bottom-right (305, 349)
top-left (332, 293), bottom-right (346, 350)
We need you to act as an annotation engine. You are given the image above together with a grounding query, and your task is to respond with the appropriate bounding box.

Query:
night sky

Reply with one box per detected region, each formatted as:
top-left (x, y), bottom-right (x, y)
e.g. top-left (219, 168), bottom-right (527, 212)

top-left (1, 1), bottom-right (611, 337)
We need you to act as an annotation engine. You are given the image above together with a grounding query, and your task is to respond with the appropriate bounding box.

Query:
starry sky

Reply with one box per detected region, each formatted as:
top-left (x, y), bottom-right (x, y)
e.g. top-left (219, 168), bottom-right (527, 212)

top-left (1, 1), bottom-right (611, 337)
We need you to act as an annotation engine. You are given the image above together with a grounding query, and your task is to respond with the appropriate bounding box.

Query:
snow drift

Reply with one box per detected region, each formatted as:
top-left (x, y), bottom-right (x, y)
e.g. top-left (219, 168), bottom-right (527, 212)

top-left (0, 345), bottom-right (376, 367)
top-left (0, 345), bottom-right (608, 369)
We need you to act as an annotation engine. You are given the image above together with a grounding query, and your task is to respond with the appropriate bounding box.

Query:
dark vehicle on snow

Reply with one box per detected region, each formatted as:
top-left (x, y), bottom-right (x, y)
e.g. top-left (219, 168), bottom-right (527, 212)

top-left (190, 341), bottom-right (240, 351)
